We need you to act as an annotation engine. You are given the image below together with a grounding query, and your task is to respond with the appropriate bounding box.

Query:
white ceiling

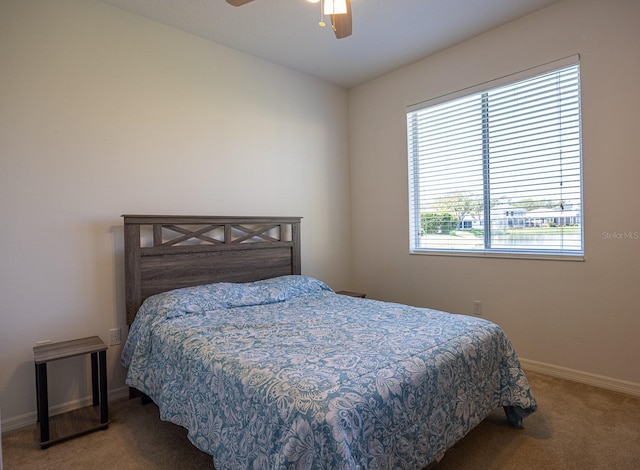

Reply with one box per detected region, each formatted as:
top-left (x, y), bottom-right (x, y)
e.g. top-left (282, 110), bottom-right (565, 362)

top-left (97, 0), bottom-right (561, 88)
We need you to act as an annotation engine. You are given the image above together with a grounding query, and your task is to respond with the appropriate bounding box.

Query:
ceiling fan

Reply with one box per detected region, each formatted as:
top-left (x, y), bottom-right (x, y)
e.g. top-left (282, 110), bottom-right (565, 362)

top-left (226, 0), bottom-right (352, 39)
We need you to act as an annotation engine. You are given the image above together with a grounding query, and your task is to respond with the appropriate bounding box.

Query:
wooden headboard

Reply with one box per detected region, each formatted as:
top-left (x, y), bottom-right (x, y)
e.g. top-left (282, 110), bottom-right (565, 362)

top-left (123, 215), bottom-right (301, 324)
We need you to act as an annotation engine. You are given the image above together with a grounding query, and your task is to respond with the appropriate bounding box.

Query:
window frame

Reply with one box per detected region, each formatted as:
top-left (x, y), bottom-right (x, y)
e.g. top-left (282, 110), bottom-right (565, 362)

top-left (406, 56), bottom-right (584, 261)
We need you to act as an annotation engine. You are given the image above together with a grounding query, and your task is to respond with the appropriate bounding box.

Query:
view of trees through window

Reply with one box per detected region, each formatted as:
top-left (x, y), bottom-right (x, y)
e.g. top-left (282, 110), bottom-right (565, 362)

top-left (419, 191), bottom-right (581, 251)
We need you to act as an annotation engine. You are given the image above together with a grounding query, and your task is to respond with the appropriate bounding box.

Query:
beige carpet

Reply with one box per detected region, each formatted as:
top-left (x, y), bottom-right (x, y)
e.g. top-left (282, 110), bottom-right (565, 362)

top-left (3, 371), bottom-right (639, 469)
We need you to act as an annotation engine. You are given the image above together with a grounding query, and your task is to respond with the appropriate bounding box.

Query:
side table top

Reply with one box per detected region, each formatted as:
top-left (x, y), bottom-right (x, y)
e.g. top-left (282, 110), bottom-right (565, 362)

top-left (336, 290), bottom-right (366, 298)
top-left (33, 336), bottom-right (107, 364)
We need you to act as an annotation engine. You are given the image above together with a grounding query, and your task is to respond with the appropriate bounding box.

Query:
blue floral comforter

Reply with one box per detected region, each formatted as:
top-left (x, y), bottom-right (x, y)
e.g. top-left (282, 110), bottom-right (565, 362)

top-left (122, 275), bottom-right (536, 469)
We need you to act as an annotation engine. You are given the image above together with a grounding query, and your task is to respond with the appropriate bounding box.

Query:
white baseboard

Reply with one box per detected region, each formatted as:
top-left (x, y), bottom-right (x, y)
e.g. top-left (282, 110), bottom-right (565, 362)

top-left (520, 358), bottom-right (640, 397)
top-left (1, 386), bottom-right (130, 434)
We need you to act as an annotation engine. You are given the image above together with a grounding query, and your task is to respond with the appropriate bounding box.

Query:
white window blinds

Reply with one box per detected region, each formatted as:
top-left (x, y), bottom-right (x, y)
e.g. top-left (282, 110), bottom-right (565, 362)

top-left (407, 57), bottom-right (583, 257)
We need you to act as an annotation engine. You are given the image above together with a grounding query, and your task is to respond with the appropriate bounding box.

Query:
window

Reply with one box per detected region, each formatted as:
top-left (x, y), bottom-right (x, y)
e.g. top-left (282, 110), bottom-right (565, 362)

top-left (407, 57), bottom-right (583, 258)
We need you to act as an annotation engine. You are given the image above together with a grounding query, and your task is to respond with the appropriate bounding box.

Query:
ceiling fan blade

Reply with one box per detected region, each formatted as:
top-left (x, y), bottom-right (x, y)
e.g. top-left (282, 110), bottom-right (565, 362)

top-left (226, 0), bottom-right (254, 6)
top-left (331, 0), bottom-right (352, 39)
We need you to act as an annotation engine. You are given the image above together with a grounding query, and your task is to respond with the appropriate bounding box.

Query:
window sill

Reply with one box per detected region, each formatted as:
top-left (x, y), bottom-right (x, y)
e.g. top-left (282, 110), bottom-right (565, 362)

top-left (409, 249), bottom-right (585, 262)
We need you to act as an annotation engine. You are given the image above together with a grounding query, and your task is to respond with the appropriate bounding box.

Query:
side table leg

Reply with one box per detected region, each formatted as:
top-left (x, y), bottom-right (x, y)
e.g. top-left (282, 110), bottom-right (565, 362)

top-left (91, 352), bottom-right (99, 406)
top-left (98, 350), bottom-right (108, 426)
top-left (35, 363), bottom-right (49, 446)
top-left (34, 363), bottom-right (40, 423)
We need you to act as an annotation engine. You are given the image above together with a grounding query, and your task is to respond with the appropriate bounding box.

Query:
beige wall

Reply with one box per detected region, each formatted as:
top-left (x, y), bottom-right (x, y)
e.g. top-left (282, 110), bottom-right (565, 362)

top-left (348, 0), bottom-right (640, 384)
top-left (0, 0), bottom-right (352, 424)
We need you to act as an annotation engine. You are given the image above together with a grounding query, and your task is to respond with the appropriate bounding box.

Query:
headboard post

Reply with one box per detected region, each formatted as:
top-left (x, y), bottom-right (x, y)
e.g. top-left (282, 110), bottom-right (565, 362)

top-left (122, 215), bottom-right (302, 324)
top-left (292, 220), bottom-right (301, 274)
top-left (124, 221), bottom-right (141, 324)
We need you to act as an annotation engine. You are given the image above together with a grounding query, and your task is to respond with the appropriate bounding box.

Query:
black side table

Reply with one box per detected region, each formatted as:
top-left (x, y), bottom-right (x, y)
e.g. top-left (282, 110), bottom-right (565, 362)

top-left (33, 336), bottom-right (109, 448)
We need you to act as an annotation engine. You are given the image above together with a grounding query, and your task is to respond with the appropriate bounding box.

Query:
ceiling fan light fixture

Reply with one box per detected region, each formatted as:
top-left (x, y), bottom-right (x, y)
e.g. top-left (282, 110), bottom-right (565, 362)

top-left (324, 0), bottom-right (347, 15)
top-left (227, 0), bottom-right (351, 39)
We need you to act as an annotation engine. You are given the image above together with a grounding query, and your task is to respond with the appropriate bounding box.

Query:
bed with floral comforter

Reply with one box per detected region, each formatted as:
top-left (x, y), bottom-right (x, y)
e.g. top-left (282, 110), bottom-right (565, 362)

top-left (121, 275), bottom-right (536, 469)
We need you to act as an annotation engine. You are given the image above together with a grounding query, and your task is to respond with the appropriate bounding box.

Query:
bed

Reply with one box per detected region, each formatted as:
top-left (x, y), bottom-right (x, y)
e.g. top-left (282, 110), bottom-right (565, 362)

top-left (120, 215), bottom-right (537, 469)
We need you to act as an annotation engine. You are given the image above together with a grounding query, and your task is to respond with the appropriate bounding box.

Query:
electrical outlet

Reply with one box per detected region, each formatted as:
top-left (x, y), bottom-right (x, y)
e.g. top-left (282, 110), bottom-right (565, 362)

top-left (109, 328), bottom-right (121, 346)
top-left (473, 301), bottom-right (482, 316)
